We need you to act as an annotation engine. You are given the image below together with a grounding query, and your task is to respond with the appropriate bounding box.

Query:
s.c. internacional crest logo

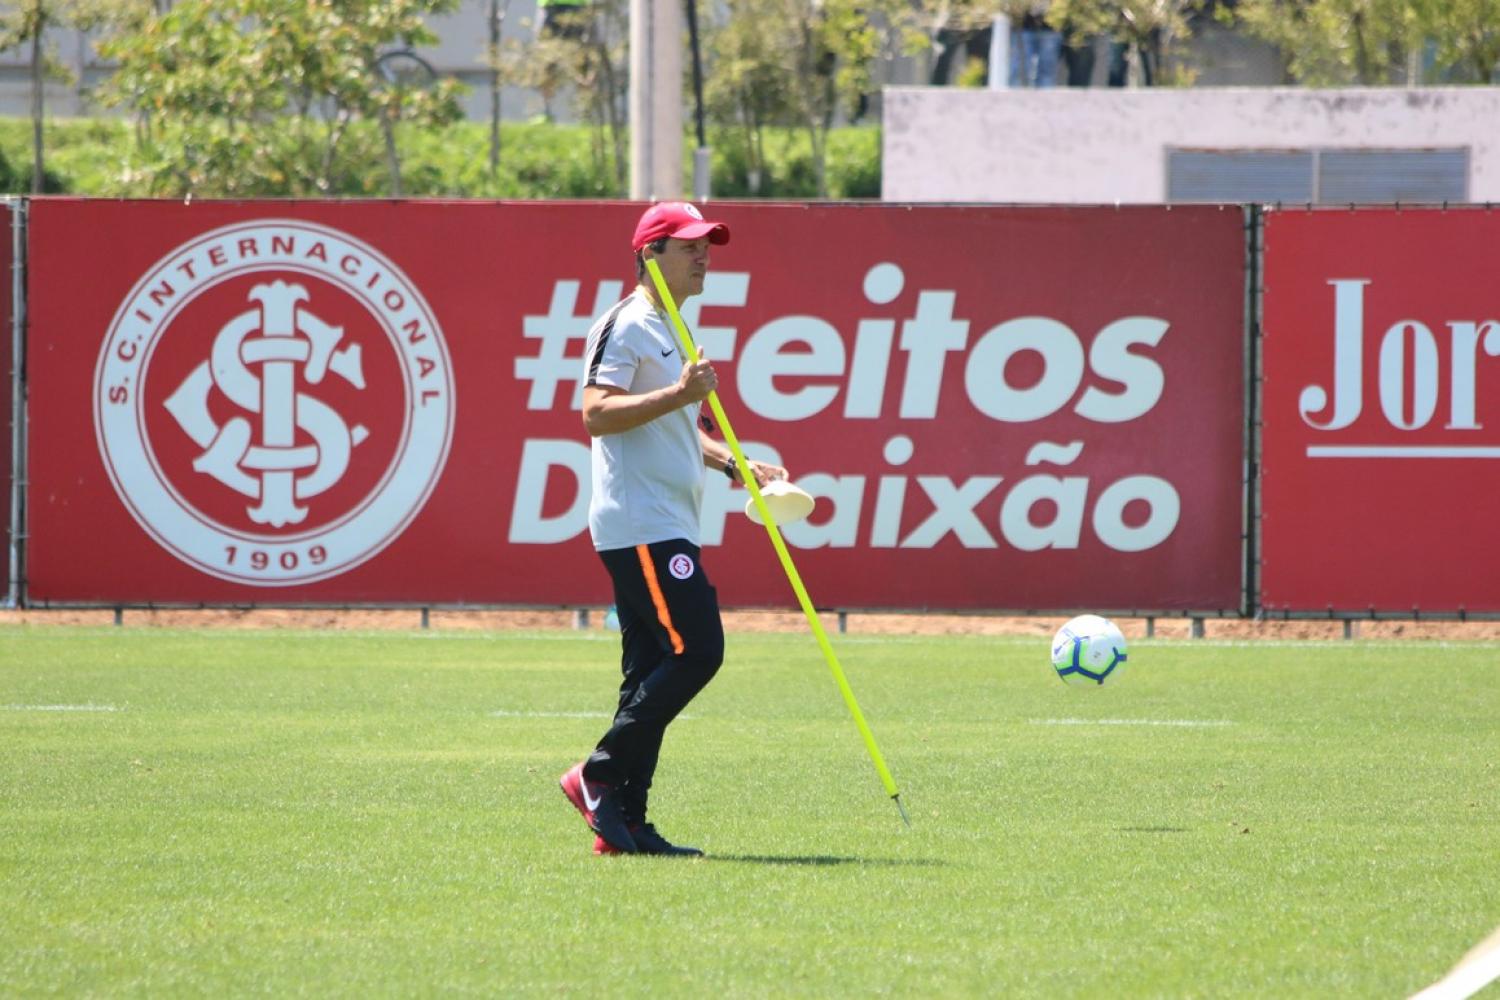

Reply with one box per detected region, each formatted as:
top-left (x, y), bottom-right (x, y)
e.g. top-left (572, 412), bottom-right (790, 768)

top-left (94, 220), bottom-right (455, 585)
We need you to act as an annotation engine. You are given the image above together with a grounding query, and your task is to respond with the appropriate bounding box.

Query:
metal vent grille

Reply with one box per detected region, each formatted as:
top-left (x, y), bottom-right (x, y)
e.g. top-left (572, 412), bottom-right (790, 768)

top-left (1168, 150), bottom-right (1314, 203)
top-left (1167, 147), bottom-right (1470, 204)
top-left (1318, 148), bottom-right (1468, 203)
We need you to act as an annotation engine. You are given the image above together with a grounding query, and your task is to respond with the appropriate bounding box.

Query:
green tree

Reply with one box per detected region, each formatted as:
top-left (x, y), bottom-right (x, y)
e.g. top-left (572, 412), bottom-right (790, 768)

top-left (1410, 0), bottom-right (1500, 82)
top-left (1046, 0), bottom-right (1204, 85)
top-left (0, 1), bottom-right (150, 192)
top-left (1231, 0), bottom-right (1500, 84)
top-left (704, 0), bottom-right (904, 197)
top-left (494, 0), bottom-right (630, 194)
top-left (1229, 0), bottom-right (1417, 84)
top-left (703, 0), bottom-right (792, 194)
top-left (97, 0), bottom-right (465, 196)
top-left (913, 0), bottom-right (1004, 86)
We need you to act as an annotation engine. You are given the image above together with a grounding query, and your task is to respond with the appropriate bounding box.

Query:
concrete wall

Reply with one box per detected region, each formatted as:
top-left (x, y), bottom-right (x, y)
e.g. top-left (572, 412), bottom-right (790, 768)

top-left (882, 86), bottom-right (1500, 203)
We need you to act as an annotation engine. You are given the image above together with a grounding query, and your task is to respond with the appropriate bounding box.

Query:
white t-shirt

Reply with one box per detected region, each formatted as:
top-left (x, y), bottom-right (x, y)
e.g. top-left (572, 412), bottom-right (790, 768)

top-left (582, 289), bottom-right (704, 551)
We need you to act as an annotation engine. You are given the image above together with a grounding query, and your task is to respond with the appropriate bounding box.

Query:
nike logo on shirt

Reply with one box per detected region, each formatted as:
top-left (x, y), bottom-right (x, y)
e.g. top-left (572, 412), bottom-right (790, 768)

top-left (661, 347), bottom-right (675, 357)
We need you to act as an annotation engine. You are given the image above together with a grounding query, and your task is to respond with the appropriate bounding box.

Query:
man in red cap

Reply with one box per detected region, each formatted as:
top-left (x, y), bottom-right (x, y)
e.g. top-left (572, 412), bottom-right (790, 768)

top-left (558, 202), bottom-right (786, 857)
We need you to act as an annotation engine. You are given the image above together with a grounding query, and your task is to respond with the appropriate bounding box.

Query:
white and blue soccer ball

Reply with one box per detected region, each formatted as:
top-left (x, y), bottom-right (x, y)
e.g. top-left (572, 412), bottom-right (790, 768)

top-left (1050, 614), bottom-right (1128, 686)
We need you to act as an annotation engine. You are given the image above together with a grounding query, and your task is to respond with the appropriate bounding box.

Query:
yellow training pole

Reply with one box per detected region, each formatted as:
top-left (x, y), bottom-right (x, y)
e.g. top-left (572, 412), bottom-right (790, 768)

top-left (645, 260), bottom-right (909, 826)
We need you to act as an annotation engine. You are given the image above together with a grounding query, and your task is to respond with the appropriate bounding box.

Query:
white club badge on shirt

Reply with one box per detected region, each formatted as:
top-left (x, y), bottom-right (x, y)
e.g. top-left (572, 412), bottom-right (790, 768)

top-left (668, 554), bottom-right (695, 580)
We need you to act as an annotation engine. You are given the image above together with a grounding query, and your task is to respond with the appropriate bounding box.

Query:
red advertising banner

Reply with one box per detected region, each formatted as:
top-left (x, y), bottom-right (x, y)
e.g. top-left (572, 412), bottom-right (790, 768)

top-left (1261, 208), bottom-right (1500, 613)
top-left (26, 199), bottom-right (1244, 610)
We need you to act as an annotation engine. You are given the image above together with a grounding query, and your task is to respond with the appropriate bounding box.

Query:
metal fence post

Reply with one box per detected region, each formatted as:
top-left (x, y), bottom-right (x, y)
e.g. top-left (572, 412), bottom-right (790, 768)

top-left (6, 198), bottom-right (27, 610)
top-left (1244, 204), bottom-right (1264, 622)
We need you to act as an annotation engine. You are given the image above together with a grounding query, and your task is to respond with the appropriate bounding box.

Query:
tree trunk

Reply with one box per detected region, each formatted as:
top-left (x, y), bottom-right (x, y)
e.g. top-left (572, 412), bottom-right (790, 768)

top-left (1350, 11), bottom-right (1374, 84)
top-left (594, 36), bottom-right (626, 193)
top-left (749, 107), bottom-right (765, 195)
top-left (320, 109), bottom-right (351, 194)
top-left (489, 0), bottom-right (502, 177)
top-left (30, 7), bottom-right (45, 194)
top-left (381, 115), bottom-right (403, 197)
top-left (737, 95), bottom-right (763, 195)
top-left (808, 122), bottom-right (827, 198)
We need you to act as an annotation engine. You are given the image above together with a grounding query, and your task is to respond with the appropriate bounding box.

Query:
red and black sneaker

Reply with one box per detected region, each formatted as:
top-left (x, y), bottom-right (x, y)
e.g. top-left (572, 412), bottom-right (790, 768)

top-left (559, 762), bottom-right (637, 854)
top-left (594, 823), bottom-right (703, 857)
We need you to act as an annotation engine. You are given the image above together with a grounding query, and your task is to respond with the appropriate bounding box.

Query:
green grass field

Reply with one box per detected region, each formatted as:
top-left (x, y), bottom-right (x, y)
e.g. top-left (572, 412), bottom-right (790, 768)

top-left (2, 624), bottom-right (1497, 997)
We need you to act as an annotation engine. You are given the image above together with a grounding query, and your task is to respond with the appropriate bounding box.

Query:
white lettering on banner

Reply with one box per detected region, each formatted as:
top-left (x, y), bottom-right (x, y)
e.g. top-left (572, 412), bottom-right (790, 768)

top-left (513, 274), bottom-right (746, 414)
top-left (965, 317), bottom-right (1082, 423)
top-left (845, 317), bottom-right (895, 418)
top-left (516, 279), bottom-right (623, 411)
top-left (508, 435), bottom-right (1181, 552)
top-left (738, 316), bottom-right (845, 420)
top-left (1093, 476), bottom-right (1180, 552)
top-left (510, 262), bottom-right (1183, 553)
top-left (513, 263), bottom-right (1170, 422)
top-left (845, 260), bottom-right (904, 419)
top-left (1300, 279), bottom-right (1500, 456)
top-left (996, 439), bottom-right (1177, 552)
top-left (1078, 317), bottom-right (1170, 422)
top-left (677, 273), bottom-right (749, 360)
top-left (898, 291), bottom-right (969, 419)
top-left (781, 472), bottom-right (866, 546)
top-left (903, 476), bottom-right (1004, 548)
top-left (1378, 321), bottom-right (1439, 429)
top-left (869, 435), bottom-right (914, 546)
top-left (1300, 279), bottom-right (1368, 431)
top-left (509, 439), bottom-right (590, 543)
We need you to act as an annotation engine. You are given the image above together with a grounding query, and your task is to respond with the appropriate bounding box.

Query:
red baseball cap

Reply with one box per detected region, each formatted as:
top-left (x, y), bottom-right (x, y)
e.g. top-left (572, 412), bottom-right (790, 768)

top-left (631, 201), bottom-right (731, 251)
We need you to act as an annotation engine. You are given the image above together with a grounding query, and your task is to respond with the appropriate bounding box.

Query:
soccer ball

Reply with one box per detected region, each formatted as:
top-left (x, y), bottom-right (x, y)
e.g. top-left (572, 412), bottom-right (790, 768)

top-left (1050, 614), bottom-right (1128, 686)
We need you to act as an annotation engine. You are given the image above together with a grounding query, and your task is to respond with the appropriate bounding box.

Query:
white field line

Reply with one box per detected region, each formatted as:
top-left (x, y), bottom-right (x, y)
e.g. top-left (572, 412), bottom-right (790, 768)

top-left (1029, 718), bottom-right (1233, 728)
top-left (1137, 639), bottom-right (1500, 651)
top-left (837, 636), bottom-right (1500, 650)
top-left (1, 704), bottom-right (121, 712)
top-left (490, 710), bottom-right (695, 721)
top-left (0, 629), bottom-right (620, 642)
top-left (237, 630), bottom-right (620, 642)
top-left (400, 632), bottom-right (617, 642)
top-left (490, 710), bottom-right (612, 719)
top-left (1409, 925), bottom-right (1500, 1000)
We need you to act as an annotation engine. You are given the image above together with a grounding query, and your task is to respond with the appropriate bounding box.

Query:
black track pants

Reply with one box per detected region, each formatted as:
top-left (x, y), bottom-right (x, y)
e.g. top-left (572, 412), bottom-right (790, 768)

top-left (585, 540), bottom-right (725, 815)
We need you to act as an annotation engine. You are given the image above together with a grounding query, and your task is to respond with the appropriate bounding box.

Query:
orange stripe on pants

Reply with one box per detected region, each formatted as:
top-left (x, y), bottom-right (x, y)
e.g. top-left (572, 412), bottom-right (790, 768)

top-left (636, 544), bottom-right (685, 655)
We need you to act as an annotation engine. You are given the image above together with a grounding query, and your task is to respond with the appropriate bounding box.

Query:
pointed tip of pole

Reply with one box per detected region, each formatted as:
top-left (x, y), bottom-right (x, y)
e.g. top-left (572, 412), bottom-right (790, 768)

top-left (893, 793), bottom-right (911, 828)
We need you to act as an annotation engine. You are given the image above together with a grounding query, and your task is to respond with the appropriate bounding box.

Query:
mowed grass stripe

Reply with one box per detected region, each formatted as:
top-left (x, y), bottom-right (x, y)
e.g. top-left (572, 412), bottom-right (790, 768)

top-left (1, 625), bottom-right (1496, 997)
